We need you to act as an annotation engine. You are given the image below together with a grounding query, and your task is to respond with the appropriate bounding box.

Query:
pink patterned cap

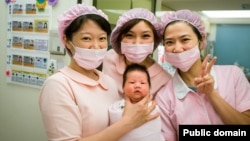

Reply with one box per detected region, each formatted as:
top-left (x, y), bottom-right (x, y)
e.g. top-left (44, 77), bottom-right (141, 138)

top-left (57, 4), bottom-right (108, 46)
top-left (159, 10), bottom-right (207, 48)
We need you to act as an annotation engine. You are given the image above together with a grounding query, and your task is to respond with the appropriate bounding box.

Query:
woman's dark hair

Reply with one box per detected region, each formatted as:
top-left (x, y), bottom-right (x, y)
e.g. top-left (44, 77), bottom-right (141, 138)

top-left (63, 14), bottom-right (111, 56)
top-left (163, 20), bottom-right (202, 42)
top-left (122, 63), bottom-right (151, 88)
top-left (64, 14), bottom-right (111, 42)
top-left (117, 19), bottom-right (158, 45)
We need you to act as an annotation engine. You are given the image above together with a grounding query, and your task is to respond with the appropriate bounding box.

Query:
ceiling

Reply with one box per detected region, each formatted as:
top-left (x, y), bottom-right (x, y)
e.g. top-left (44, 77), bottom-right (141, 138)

top-left (160, 0), bottom-right (250, 24)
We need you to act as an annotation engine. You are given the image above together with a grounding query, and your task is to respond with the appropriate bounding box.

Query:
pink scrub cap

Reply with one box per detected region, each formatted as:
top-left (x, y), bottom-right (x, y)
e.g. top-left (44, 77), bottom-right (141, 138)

top-left (160, 9), bottom-right (207, 48)
top-left (58, 4), bottom-right (108, 46)
top-left (110, 8), bottom-right (161, 54)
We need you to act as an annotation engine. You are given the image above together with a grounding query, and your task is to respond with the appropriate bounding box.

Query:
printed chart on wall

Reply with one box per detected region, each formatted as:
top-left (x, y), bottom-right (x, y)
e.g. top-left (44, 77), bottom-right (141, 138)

top-left (6, 0), bottom-right (52, 88)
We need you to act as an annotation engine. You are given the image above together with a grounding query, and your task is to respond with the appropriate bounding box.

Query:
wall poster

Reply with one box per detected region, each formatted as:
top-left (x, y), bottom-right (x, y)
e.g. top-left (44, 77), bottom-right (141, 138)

top-left (6, 0), bottom-right (52, 88)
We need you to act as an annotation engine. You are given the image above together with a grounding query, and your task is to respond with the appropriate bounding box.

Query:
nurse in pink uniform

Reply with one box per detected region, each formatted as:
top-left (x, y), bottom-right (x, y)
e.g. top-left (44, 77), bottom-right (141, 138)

top-left (39, 4), bottom-right (159, 141)
top-left (155, 9), bottom-right (250, 141)
top-left (102, 8), bottom-right (171, 97)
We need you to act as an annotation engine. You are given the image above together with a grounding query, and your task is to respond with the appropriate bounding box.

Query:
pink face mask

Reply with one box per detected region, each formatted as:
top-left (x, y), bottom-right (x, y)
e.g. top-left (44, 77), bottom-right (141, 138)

top-left (71, 43), bottom-right (107, 70)
top-left (164, 45), bottom-right (200, 72)
top-left (121, 42), bottom-right (154, 63)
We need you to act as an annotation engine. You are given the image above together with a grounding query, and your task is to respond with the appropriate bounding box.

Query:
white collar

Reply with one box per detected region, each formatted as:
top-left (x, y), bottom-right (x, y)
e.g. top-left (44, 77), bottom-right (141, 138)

top-left (173, 67), bottom-right (218, 99)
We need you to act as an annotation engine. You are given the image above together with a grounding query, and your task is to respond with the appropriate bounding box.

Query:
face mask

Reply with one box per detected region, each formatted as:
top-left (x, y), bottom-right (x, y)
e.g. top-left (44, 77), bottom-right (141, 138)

top-left (71, 43), bottom-right (107, 70)
top-left (121, 42), bottom-right (154, 63)
top-left (164, 45), bottom-right (200, 72)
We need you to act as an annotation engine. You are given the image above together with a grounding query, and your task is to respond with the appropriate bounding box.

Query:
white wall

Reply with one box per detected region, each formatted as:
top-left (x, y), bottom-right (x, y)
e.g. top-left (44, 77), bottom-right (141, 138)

top-left (0, 1), bottom-right (83, 140)
top-left (0, 1), bottom-right (172, 140)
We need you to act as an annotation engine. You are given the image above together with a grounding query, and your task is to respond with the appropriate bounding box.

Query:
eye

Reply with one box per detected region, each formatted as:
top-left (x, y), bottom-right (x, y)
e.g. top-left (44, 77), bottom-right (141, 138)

top-left (129, 81), bottom-right (135, 84)
top-left (142, 34), bottom-right (151, 38)
top-left (124, 33), bottom-right (133, 38)
top-left (164, 40), bottom-right (173, 46)
top-left (99, 37), bottom-right (107, 41)
top-left (82, 37), bottom-right (91, 41)
top-left (182, 38), bottom-right (190, 43)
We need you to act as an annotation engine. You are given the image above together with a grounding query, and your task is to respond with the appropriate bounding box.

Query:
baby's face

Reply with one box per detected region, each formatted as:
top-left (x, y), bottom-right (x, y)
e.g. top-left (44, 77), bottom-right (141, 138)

top-left (123, 70), bottom-right (150, 103)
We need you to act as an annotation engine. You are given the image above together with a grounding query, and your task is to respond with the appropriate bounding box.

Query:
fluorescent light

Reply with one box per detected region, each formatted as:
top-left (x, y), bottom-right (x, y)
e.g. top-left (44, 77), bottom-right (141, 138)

top-left (202, 10), bottom-right (250, 18)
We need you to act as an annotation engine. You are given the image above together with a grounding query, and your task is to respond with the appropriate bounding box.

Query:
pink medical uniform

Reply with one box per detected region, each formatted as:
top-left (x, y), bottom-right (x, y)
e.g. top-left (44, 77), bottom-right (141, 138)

top-left (103, 49), bottom-right (171, 97)
top-left (39, 66), bottom-right (122, 141)
top-left (155, 65), bottom-right (250, 141)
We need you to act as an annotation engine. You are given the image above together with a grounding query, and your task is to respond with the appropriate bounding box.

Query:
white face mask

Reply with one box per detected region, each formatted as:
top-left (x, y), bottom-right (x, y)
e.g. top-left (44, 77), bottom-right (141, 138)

top-left (121, 42), bottom-right (154, 63)
top-left (164, 45), bottom-right (200, 72)
top-left (71, 43), bottom-right (107, 70)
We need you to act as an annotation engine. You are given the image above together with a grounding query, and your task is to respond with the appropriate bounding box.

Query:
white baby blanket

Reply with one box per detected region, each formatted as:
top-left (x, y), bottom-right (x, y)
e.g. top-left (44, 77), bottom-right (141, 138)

top-left (108, 99), bottom-right (164, 141)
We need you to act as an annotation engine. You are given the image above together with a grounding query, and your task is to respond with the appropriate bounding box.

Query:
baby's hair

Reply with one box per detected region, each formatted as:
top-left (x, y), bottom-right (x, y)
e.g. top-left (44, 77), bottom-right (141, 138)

top-left (122, 63), bottom-right (151, 88)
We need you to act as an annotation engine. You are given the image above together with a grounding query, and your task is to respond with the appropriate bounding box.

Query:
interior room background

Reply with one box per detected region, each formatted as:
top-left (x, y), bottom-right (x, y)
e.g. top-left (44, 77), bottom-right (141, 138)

top-left (0, 0), bottom-right (249, 141)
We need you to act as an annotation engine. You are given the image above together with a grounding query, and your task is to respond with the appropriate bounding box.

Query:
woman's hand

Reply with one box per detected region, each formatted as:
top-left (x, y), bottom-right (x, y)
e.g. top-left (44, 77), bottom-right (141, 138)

top-left (194, 54), bottom-right (217, 95)
top-left (122, 94), bottom-right (159, 129)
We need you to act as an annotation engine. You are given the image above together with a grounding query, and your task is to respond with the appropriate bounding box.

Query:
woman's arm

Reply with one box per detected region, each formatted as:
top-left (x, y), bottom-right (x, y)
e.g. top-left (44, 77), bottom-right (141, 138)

top-left (207, 90), bottom-right (250, 124)
top-left (195, 55), bottom-right (250, 124)
top-left (79, 94), bottom-right (159, 141)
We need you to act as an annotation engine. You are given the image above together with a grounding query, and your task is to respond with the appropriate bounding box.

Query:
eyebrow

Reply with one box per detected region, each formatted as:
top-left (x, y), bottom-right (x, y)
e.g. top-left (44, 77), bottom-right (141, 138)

top-left (142, 30), bottom-right (152, 33)
top-left (79, 32), bottom-right (107, 36)
top-left (127, 30), bottom-right (152, 34)
top-left (164, 34), bottom-right (190, 40)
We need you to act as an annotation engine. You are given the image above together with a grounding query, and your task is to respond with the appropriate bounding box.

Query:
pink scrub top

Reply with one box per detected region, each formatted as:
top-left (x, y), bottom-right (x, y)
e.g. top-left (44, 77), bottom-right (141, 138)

top-left (155, 65), bottom-right (250, 141)
top-left (102, 49), bottom-right (172, 97)
top-left (39, 66), bottom-right (122, 141)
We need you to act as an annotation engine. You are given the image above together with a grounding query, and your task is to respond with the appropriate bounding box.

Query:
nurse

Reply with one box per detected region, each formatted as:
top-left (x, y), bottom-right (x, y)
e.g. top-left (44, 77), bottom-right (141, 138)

top-left (39, 4), bottom-right (159, 141)
top-left (155, 9), bottom-right (250, 141)
top-left (102, 8), bottom-right (171, 97)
